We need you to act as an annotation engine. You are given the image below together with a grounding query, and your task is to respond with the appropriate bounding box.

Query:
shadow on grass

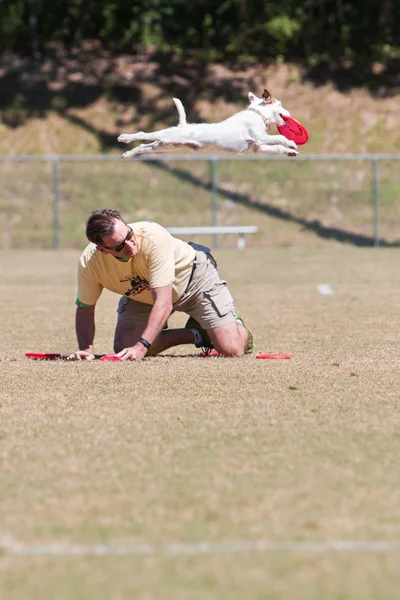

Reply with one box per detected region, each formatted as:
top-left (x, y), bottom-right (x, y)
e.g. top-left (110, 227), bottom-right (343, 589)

top-left (152, 353), bottom-right (208, 359)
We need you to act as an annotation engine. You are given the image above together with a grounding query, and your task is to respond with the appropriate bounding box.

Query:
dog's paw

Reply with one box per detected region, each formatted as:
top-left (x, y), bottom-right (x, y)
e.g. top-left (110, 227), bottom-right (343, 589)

top-left (118, 134), bottom-right (135, 144)
top-left (121, 149), bottom-right (137, 159)
top-left (287, 149), bottom-right (299, 157)
top-left (287, 140), bottom-right (298, 150)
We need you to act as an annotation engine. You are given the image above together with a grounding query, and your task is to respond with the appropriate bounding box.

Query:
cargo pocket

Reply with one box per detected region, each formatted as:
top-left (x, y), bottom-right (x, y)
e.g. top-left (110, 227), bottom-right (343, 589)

top-left (117, 296), bottom-right (130, 314)
top-left (203, 281), bottom-right (233, 318)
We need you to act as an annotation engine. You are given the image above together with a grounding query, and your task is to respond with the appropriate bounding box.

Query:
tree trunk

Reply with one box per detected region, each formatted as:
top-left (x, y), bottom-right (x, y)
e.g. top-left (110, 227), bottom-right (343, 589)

top-left (26, 0), bottom-right (39, 58)
top-left (378, 0), bottom-right (390, 26)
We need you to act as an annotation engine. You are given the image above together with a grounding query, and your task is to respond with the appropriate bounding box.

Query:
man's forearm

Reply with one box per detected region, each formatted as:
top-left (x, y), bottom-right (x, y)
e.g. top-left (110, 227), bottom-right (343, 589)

top-left (76, 306), bottom-right (96, 351)
top-left (141, 294), bottom-right (173, 345)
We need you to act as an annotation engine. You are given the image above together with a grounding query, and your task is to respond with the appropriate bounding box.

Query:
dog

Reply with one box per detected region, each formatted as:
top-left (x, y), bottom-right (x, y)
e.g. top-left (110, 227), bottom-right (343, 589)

top-left (118, 89), bottom-right (298, 159)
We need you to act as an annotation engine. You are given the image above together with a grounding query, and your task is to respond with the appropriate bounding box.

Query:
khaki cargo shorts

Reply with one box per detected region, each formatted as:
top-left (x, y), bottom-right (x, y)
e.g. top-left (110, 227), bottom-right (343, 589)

top-left (117, 249), bottom-right (236, 330)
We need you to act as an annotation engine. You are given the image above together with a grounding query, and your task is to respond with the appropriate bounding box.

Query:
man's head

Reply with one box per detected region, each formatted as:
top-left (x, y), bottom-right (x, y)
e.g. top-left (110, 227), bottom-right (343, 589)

top-left (86, 209), bottom-right (136, 258)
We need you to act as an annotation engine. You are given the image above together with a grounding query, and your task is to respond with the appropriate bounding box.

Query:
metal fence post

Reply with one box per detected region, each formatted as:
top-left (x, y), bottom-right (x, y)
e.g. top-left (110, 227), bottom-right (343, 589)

top-left (52, 156), bottom-right (60, 249)
top-left (209, 157), bottom-right (218, 248)
top-left (371, 156), bottom-right (379, 247)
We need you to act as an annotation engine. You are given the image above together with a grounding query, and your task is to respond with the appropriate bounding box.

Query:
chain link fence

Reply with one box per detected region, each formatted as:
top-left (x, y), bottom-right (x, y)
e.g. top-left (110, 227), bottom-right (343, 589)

top-left (1, 153), bottom-right (399, 249)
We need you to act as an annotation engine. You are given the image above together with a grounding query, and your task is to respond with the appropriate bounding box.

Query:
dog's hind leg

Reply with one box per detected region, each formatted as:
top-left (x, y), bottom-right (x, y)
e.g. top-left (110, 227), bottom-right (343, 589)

top-left (118, 132), bottom-right (153, 144)
top-left (119, 98), bottom-right (187, 146)
top-left (171, 142), bottom-right (201, 151)
top-left (121, 141), bottom-right (164, 159)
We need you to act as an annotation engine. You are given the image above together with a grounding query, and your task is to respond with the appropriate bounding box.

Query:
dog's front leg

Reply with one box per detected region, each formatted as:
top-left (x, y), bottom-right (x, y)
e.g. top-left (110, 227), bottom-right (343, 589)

top-left (258, 134), bottom-right (298, 150)
top-left (257, 143), bottom-right (298, 157)
top-left (121, 141), bottom-right (164, 159)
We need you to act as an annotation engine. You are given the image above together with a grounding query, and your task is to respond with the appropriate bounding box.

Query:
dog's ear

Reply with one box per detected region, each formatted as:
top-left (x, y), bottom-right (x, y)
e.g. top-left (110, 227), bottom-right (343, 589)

top-left (262, 89), bottom-right (273, 104)
top-left (248, 92), bottom-right (259, 104)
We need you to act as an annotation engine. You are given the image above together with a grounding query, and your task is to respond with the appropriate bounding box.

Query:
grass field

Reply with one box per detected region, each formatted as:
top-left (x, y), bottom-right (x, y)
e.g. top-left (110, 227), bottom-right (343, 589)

top-left (1, 246), bottom-right (400, 599)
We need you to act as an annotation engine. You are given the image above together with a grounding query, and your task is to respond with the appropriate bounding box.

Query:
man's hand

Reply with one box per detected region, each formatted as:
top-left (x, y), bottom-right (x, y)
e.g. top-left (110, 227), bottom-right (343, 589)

top-left (115, 343), bottom-right (148, 361)
top-left (67, 350), bottom-right (96, 361)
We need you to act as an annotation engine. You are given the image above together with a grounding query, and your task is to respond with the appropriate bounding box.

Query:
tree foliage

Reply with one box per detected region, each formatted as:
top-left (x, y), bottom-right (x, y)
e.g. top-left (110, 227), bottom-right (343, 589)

top-left (0, 0), bottom-right (399, 66)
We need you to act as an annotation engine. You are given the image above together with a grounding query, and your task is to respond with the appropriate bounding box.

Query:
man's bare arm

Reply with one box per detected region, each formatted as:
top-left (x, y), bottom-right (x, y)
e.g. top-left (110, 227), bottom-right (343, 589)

top-left (142, 285), bottom-right (173, 344)
top-left (71, 304), bottom-right (96, 359)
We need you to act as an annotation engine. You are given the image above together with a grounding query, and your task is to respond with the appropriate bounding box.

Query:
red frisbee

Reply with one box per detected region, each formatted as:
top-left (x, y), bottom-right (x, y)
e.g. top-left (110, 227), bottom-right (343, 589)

top-left (25, 352), bottom-right (62, 360)
top-left (277, 115), bottom-right (308, 145)
top-left (256, 354), bottom-right (291, 360)
top-left (99, 354), bottom-right (121, 362)
top-left (25, 352), bottom-right (112, 361)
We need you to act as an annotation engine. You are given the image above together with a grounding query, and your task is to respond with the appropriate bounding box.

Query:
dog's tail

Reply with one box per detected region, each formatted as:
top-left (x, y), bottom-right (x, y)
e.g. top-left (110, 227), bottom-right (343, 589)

top-left (173, 98), bottom-right (187, 126)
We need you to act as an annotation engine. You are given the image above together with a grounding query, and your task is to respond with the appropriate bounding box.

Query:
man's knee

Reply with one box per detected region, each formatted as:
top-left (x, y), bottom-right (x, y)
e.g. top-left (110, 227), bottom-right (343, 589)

top-left (208, 324), bottom-right (247, 357)
top-left (218, 345), bottom-right (245, 357)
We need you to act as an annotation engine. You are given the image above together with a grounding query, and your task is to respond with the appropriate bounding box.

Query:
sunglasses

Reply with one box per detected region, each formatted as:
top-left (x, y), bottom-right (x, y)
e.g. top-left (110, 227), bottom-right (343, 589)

top-left (102, 227), bottom-right (133, 252)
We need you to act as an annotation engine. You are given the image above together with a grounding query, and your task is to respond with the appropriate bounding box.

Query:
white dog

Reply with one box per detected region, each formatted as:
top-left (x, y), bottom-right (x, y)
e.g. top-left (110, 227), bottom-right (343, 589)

top-left (118, 89), bottom-right (298, 158)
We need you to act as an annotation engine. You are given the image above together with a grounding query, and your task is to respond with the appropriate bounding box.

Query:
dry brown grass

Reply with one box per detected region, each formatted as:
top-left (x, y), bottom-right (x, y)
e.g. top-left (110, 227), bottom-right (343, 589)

top-left (1, 247), bottom-right (400, 599)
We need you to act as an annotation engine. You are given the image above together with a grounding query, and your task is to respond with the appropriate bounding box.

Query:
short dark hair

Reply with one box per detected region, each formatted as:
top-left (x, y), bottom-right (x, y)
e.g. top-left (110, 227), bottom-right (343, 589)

top-left (85, 209), bottom-right (126, 245)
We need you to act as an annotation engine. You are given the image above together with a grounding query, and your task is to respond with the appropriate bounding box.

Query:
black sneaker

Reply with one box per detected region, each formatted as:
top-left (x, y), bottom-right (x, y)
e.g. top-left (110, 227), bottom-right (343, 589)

top-left (185, 316), bottom-right (214, 352)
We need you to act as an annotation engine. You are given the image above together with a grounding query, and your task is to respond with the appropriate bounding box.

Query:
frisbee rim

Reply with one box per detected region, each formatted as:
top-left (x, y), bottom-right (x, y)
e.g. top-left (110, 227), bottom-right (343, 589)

top-left (99, 354), bottom-right (122, 362)
top-left (25, 352), bottom-right (61, 360)
top-left (277, 115), bottom-right (308, 145)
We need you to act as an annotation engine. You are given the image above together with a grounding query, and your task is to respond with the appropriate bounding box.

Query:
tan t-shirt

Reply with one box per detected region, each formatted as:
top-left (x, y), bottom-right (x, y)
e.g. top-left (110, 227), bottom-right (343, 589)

top-left (77, 221), bottom-right (196, 306)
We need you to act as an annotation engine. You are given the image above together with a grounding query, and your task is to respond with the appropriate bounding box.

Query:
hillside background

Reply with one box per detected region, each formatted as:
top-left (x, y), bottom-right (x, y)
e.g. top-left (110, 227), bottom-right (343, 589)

top-left (1, 0), bottom-right (400, 154)
top-left (1, 47), bottom-right (400, 156)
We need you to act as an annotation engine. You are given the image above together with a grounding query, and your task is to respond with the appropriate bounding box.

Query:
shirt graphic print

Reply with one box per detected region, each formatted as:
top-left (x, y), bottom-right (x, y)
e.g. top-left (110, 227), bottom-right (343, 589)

top-left (120, 274), bottom-right (151, 297)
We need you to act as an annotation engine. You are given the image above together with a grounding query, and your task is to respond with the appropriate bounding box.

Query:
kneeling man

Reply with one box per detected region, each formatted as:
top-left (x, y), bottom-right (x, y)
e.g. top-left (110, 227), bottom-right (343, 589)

top-left (69, 209), bottom-right (253, 361)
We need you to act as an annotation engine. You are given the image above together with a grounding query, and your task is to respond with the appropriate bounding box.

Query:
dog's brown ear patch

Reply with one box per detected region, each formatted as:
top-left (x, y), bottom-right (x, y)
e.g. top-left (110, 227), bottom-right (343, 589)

top-left (262, 89), bottom-right (273, 104)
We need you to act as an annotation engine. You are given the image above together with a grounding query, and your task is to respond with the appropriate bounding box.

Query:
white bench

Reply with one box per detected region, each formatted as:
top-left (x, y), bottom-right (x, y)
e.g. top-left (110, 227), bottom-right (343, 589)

top-left (167, 226), bottom-right (258, 250)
